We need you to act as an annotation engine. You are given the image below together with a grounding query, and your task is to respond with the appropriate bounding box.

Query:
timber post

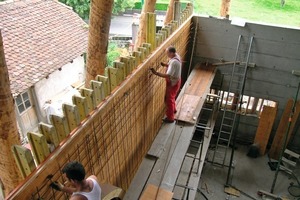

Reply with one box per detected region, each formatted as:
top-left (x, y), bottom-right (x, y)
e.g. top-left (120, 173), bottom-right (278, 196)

top-left (0, 30), bottom-right (23, 196)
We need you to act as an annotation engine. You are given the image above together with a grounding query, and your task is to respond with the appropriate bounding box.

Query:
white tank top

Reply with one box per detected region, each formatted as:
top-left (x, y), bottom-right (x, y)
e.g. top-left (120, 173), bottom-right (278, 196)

top-left (72, 178), bottom-right (102, 200)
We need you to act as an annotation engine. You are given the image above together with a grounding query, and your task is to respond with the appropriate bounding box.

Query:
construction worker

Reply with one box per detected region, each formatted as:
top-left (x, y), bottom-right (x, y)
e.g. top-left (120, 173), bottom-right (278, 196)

top-left (150, 46), bottom-right (182, 123)
top-left (50, 161), bottom-right (102, 200)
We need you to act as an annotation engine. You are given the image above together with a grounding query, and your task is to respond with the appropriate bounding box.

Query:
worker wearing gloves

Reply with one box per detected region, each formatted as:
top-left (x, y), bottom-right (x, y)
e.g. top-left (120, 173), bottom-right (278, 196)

top-left (150, 46), bottom-right (182, 123)
top-left (50, 161), bottom-right (101, 200)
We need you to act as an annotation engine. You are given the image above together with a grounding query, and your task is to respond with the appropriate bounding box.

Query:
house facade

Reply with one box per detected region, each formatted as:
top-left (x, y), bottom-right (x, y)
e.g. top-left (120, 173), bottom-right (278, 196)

top-left (0, 0), bottom-right (88, 141)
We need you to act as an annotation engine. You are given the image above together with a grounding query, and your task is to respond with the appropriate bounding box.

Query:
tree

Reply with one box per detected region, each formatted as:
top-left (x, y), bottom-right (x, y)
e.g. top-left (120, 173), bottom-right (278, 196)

top-left (85, 0), bottom-right (114, 86)
top-left (135, 0), bottom-right (157, 49)
top-left (0, 31), bottom-right (22, 196)
top-left (164, 0), bottom-right (179, 25)
top-left (59, 0), bottom-right (90, 20)
top-left (113, 0), bottom-right (135, 15)
top-left (59, 0), bottom-right (134, 20)
top-left (220, 0), bottom-right (231, 18)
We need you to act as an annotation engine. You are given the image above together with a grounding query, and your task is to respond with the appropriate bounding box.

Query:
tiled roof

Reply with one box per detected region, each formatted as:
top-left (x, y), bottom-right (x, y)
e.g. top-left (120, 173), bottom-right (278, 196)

top-left (0, 0), bottom-right (88, 96)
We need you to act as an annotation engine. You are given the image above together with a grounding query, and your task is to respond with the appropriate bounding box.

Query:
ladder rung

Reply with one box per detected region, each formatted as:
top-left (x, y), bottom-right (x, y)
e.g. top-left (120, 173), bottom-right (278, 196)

top-left (195, 125), bottom-right (211, 130)
top-left (216, 144), bottom-right (229, 149)
top-left (222, 124), bottom-right (233, 128)
top-left (220, 131), bottom-right (232, 135)
top-left (224, 117), bottom-right (234, 121)
top-left (218, 138), bottom-right (230, 143)
top-left (191, 139), bottom-right (202, 144)
top-left (202, 107), bottom-right (213, 111)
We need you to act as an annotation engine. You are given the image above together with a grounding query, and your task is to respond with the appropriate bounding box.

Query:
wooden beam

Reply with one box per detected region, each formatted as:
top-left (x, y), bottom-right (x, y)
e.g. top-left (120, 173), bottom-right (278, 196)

top-left (91, 80), bottom-right (104, 105)
top-left (96, 75), bottom-right (111, 97)
top-left (72, 95), bottom-right (89, 121)
top-left (269, 99), bottom-right (300, 159)
top-left (0, 30), bottom-right (23, 195)
top-left (12, 145), bottom-right (36, 178)
top-left (62, 103), bottom-right (81, 132)
top-left (27, 132), bottom-right (50, 165)
top-left (140, 184), bottom-right (173, 200)
top-left (50, 114), bottom-right (70, 141)
top-left (254, 106), bottom-right (278, 155)
top-left (80, 88), bottom-right (96, 112)
top-left (146, 12), bottom-right (156, 51)
top-left (39, 122), bottom-right (59, 147)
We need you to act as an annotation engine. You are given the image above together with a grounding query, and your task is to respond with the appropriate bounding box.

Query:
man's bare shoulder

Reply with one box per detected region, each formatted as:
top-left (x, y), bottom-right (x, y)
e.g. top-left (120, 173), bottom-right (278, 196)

top-left (70, 194), bottom-right (87, 200)
top-left (88, 175), bottom-right (99, 182)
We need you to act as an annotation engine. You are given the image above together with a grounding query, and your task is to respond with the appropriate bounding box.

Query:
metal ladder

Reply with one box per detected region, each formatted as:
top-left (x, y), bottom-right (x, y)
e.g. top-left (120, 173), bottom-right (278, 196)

top-left (211, 35), bottom-right (254, 166)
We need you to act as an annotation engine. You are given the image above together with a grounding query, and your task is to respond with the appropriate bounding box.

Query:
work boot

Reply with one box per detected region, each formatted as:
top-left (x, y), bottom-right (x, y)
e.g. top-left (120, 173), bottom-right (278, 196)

top-left (162, 118), bottom-right (174, 123)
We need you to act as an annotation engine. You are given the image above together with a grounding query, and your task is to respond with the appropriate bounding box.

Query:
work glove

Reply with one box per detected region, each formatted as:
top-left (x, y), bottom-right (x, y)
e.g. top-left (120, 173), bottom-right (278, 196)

top-left (50, 181), bottom-right (64, 191)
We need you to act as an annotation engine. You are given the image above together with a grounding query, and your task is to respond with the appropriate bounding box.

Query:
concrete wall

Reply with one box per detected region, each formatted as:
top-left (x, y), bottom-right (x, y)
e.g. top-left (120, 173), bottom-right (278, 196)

top-left (34, 56), bottom-right (85, 121)
top-left (192, 16), bottom-right (300, 151)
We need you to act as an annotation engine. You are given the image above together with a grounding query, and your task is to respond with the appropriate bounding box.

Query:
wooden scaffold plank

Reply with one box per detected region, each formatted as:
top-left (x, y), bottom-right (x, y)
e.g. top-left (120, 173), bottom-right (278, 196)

top-left (91, 80), bottom-right (104, 105)
top-left (96, 75), bottom-right (111, 97)
top-left (80, 88), bottom-right (96, 112)
top-left (50, 114), bottom-right (70, 141)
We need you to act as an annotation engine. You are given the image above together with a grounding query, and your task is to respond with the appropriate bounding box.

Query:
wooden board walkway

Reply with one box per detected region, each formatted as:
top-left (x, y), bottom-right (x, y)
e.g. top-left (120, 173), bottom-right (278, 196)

top-left (124, 65), bottom-right (216, 200)
top-left (175, 64), bottom-right (216, 124)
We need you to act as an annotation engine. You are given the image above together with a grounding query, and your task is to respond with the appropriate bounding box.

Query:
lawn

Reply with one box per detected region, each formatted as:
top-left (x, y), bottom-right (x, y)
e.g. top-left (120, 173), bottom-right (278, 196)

top-left (156, 0), bottom-right (300, 27)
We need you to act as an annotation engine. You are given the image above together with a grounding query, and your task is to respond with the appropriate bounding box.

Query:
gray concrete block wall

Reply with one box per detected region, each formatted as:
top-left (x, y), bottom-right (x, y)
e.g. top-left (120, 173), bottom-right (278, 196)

top-left (192, 16), bottom-right (300, 152)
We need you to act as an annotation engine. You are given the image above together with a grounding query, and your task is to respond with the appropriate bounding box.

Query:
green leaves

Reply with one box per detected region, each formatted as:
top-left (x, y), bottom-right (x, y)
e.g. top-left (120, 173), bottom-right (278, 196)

top-left (59, 0), bottom-right (90, 20)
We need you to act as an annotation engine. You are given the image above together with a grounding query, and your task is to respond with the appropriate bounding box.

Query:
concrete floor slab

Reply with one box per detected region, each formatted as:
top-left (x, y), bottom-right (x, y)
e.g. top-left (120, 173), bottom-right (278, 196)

top-left (196, 145), bottom-right (300, 200)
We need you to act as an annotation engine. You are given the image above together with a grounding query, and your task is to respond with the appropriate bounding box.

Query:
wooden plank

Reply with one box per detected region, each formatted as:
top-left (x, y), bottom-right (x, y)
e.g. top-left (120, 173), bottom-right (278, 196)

top-left (140, 184), bottom-right (173, 200)
top-left (101, 183), bottom-right (125, 200)
top-left (175, 65), bottom-right (216, 124)
top-left (107, 67), bottom-right (119, 91)
top-left (120, 57), bottom-right (130, 76)
top-left (27, 132), bottom-right (50, 165)
top-left (160, 125), bottom-right (194, 191)
top-left (132, 51), bottom-right (142, 65)
top-left (12, 145), bottom-right (36, 178)
top-left (72, 95), bottom-right (89, 121)
top-left (142, 43), bottom-right (151, 56)
top-left (62, 103), bottom-right (81, 132)
top-left (80, 88), bottom-right (96, 112)
top-left (146, 13), bottom-right (156, 51)
top-left (50, 114), bottom-right (70, 141)
top-left (269, 99), bottom-right (300, 159)
top-left (128, 56), bottom-right (136, 72)
top-left (39, 122), bottom-right (59, 147)
top-left (254, 106), bottom-right (278, 155)
top-left (124, 156), bottom-right (156, 200)
top-left (146, 124), bottom-right (183, 187)
top-left (96, 75), bottom-right (111, 97)
top-left (147, 123), bottom-right (175, 158)
top-left (113, 61), bottom-right (125, 81)
top-left (91, 80), bottom-right (104, 105)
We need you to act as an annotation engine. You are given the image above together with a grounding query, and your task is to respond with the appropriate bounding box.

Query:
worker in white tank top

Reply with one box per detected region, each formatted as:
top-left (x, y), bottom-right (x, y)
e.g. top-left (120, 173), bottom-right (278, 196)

top-left (50, 161), bottom-right (102, 200)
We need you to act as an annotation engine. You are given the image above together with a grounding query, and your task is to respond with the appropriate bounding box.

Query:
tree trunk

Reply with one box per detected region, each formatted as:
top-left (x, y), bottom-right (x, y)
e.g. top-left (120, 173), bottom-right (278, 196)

top-left (135, 0), bottom-right (157, 50)
top-left (164, 0), bottom-right (179, 25)
top-left (220, 0), bottom-right (231, 18)
top-left (85, 0), bottom-right (114, 87)
top-left (0, 31), bottom-right (22, 197)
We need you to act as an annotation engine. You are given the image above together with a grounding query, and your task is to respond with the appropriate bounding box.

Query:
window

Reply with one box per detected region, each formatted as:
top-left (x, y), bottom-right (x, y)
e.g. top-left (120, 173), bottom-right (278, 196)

top-left (16, 91), bottom-right (32, 114)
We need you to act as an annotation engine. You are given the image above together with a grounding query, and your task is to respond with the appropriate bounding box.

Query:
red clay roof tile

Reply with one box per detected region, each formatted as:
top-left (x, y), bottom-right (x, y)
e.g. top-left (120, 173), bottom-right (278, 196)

top-left (0, 0), bottom-right (88, 96)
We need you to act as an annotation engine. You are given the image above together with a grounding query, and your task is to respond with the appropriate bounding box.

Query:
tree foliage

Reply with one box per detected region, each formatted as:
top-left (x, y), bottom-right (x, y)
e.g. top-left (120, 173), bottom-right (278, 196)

top-left (59, 0), bottom-right (90, 20)
top-left (59, 0), bottom-right (135, 20)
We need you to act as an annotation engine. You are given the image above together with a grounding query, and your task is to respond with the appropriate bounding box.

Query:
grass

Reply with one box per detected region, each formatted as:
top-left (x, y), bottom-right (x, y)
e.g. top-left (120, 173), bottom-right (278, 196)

top-left (156, 0), bottom-right (300, 27)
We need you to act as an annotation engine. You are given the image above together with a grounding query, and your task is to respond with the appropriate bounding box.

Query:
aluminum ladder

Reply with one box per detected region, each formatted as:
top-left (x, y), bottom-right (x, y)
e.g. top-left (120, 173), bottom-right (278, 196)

top-left (211, 35), bottom-right (254, 166)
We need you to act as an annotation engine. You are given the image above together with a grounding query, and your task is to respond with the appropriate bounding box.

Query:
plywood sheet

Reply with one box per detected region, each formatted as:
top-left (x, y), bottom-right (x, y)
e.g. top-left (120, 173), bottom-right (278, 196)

top-left (269, 99), bottom-right (300, 159)
top-left (175, 65), bottom-right (215, 123)
top-left (254, 106), bottom-right (277, 155)
top-left (140, 184), bottom-right (173, 200)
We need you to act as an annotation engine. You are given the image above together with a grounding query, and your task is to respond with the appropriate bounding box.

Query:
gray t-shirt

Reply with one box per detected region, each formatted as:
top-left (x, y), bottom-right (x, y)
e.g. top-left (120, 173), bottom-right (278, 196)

top-left (166, 55), bottom-right (182, 86)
